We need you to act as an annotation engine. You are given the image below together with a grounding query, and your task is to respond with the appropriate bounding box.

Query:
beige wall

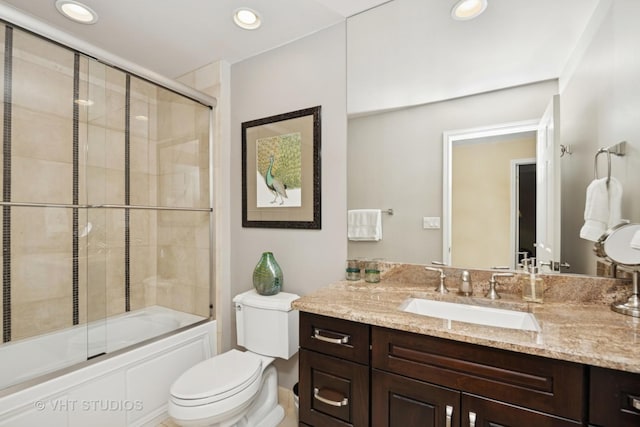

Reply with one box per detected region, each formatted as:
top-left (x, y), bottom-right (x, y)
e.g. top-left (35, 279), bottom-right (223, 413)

top-left (230, 23), bottom-right (347, 389)
top-left (452, 137), bottom-right (536, 268)
top-left (177, 60), bottom-right (232, 354)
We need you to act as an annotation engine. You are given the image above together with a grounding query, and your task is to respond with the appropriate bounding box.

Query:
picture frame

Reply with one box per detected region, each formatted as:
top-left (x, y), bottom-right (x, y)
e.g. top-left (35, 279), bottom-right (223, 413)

top-left (242, 106), bottom-right (321, 229)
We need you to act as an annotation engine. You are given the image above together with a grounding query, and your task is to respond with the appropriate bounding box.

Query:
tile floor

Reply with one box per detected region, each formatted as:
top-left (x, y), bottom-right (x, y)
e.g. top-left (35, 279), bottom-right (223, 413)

top-left (158, 387), bottom-right (298, 427)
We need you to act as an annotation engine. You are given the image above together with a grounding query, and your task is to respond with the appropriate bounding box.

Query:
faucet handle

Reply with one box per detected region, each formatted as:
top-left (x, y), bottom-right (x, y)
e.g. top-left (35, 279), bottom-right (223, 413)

top-left (425, 266), bottom-right (449, 294)
top-left (425, 266), bottom-right (444, 275)
top-left (486, 273), bottom-right (514, 300)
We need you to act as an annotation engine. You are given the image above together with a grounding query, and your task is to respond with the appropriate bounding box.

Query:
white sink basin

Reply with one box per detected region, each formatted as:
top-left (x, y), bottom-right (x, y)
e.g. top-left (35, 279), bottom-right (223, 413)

top-left (400, 298), bottom-right (540, 332)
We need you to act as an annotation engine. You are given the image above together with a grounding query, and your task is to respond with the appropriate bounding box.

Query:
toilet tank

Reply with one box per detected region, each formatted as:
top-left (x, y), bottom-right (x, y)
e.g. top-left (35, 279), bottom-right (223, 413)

top-left (233, 289), bottom-right (300, 359)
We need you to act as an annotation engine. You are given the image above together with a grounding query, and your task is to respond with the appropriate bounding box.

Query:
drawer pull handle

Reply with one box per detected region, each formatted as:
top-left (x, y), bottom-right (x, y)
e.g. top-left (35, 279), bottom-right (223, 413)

top-left (469, 411), bottom-right (477, 427)
top-left (445, 405), bottom-right (453, 427)
top-left (313, 387), bottom-right (349, 407)
top-left (313, 328), bottom-right (350, 345)
top-left (633, 397), bottom-right (640, 411)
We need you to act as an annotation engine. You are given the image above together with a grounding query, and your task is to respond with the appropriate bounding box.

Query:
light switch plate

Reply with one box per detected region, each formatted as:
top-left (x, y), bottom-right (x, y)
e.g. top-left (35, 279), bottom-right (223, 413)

top-left (423, 217), bottom-right (441, 229)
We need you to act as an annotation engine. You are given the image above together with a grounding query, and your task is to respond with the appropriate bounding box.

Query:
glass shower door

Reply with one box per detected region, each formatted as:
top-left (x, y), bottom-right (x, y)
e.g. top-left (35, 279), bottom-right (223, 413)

top-left (0, 26), bottom-right (90, 388)
top-left (0, 24), bottom-right (212, 391)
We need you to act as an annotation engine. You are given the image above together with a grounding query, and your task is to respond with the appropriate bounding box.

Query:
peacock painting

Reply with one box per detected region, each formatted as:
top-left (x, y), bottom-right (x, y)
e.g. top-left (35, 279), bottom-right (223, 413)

top-left (255, 132), bottom-right (302, 207)
top-left (265, 155), bottom-right (288, 204)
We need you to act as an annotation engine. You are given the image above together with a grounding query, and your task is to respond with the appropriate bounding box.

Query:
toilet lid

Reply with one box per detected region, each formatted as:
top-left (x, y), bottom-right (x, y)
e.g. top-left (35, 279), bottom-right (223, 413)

top-left (170, 349), bottom-right (262, 404)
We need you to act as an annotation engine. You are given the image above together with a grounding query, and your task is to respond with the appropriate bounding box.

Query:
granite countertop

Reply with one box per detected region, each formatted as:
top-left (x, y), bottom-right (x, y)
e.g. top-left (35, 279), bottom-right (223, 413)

top-left (291, 263), bottom-right (640, 374)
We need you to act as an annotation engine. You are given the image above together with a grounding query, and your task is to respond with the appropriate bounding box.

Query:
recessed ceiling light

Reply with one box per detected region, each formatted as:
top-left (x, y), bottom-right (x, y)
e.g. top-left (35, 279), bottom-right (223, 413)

top-left (55, 0), bottom-right (98, 24)
top-left (451, 0), bottom-right (488, 21)
top-left (233, 8), bottom-right (261, 30)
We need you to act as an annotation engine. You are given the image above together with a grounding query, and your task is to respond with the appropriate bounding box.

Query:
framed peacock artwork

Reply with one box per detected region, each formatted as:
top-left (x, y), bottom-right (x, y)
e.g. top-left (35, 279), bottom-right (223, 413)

top-left (241, 106), bottom-right (321, 229)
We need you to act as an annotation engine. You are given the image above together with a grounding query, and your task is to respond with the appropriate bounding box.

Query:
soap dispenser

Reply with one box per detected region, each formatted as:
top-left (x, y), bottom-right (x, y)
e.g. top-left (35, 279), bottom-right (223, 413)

top-left (458, 270), bottom-right (472, 296)
top-left (523, 258), bottom-right (544, 303)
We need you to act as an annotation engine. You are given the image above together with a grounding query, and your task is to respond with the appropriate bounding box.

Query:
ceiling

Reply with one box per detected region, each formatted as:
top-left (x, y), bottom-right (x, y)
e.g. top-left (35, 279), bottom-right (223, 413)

top-left (0, 0), bottom-right (389, 78)
top-left (0, 0), bottom-right (601, 97)
top-left (346, 0), bottom-right (602, 113)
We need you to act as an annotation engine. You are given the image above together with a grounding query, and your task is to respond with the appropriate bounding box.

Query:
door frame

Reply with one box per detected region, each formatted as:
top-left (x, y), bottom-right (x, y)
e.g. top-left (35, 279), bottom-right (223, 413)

top-left (510, 158), bottom-right (537, 269)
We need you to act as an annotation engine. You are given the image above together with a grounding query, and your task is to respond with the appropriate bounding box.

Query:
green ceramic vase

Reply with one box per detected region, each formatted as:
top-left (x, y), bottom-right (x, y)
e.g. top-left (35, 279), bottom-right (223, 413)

top-left (252, 252), bottom-right (283, 295)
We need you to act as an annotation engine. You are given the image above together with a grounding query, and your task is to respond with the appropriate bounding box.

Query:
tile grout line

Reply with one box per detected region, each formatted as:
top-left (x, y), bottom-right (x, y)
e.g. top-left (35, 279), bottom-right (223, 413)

top-left (2, 25), bottom-right (12, 343)
top-left (72, 52), bottom-right (79, 325)
top-left (125, 74), bottom-right (130, 312)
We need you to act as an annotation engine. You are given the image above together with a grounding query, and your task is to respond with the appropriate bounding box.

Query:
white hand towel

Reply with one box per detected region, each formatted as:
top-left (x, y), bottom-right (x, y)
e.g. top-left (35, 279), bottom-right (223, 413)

top-left (347, 209), bottom-right (382, 241)
top-left (607, 177), bottom-right (623, 228)
top-left (579, 177), bottom-right (623, 242)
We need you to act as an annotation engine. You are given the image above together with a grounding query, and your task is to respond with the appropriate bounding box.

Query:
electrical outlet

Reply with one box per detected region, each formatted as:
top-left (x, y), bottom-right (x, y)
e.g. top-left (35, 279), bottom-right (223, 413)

top-left (423, 217), bottom-right (441, 229)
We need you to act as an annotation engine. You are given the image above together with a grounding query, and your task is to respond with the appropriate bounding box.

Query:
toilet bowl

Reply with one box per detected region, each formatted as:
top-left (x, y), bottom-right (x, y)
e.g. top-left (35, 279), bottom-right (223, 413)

top-left (168, 290), bottom-right (299, 427)
top-left (168, 349), bottom-right (279, 427)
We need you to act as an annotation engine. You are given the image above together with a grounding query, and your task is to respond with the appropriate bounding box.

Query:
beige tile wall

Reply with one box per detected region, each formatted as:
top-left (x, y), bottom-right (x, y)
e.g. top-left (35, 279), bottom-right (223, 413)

top-left (10, 31), bottom-right (75, 340)
top-left (3, 28), bottom-right (211, 345)
top-left (0, 24), bottom-right (4, 339)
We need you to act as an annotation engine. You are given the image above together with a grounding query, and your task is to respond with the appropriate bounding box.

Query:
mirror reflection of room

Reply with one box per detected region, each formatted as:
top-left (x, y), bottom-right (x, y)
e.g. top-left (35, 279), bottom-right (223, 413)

top-left (347, 0), bottom-right (640, 277)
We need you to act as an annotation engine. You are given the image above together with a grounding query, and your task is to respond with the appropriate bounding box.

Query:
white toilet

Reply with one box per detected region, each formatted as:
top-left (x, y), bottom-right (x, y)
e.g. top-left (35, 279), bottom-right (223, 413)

top-left (168, 289), bottom-right (299, 427)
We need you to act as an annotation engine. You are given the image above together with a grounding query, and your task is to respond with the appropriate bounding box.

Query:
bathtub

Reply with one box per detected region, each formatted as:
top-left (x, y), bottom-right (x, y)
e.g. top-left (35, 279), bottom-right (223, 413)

top-left (0, 306), bottom-right (216, 427)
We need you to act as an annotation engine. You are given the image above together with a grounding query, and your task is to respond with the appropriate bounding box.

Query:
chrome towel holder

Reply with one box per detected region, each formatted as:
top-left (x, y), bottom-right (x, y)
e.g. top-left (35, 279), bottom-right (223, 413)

top-left (594, 141), bottom-right (626, 184)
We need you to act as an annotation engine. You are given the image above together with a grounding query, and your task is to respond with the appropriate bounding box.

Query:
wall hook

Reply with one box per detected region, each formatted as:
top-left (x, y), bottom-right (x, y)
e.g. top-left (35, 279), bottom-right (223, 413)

top-left (560, 144), bottom-right (572, 157)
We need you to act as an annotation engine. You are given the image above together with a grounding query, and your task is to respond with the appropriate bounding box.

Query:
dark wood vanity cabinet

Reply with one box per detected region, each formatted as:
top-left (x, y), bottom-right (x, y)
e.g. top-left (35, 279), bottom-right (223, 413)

top-left (298, 312), bottom-right (371, 426)
top-left (372, 372), bottom-right (582, 427)
top-left (589, 366), bottom-right (640, 427)
top-left (298, 312), bottom-right (609, 427)
top-left (371, 327), bottom-right (586, 426)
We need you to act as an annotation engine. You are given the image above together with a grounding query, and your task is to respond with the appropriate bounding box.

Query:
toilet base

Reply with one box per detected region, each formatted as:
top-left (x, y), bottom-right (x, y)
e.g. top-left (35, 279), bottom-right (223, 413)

top-left (171, 364), bottom-right (284, 427)
top-left (241, 403), bottom-right (284, 427)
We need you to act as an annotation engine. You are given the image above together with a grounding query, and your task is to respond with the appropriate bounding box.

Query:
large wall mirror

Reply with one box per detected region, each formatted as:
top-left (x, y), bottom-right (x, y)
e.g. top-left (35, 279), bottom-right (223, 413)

top-left (347, 0), bottom-right (640, 277)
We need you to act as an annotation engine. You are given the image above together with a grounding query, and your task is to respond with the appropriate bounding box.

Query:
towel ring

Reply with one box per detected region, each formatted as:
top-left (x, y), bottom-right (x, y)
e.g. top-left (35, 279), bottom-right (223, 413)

top-left (593, 149), bottom-right (612, 183)
top-left (593, 141), bottom-right (626, 185)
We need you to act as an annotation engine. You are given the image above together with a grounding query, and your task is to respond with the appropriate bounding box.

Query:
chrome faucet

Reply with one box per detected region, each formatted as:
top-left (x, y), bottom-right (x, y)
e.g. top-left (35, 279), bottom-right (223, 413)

top-left (486, 272), bottom-right (513, 300)
top-left (425, 266), bottom-right (448, 294)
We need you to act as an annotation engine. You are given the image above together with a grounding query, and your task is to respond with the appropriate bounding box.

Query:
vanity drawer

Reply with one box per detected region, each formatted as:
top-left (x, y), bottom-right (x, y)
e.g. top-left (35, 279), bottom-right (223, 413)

top-left (589, 366), bottom-right (640, 427)
top-left (300, 312), bottom-right (370, 364)
top-left (372, 326), bottom-right (586, 422)
top-left (299, 348), bottom-right (369, 427)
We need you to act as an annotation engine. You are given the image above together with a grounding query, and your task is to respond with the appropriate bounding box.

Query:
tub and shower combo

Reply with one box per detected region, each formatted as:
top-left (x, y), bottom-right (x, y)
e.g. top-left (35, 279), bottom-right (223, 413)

top-left (0, 7), bottom-right (218, 426)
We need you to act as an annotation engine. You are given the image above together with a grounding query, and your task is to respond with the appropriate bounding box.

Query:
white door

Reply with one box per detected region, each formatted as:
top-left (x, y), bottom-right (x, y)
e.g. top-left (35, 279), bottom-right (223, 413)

top-left (536, 95), bottom-right (561, 272)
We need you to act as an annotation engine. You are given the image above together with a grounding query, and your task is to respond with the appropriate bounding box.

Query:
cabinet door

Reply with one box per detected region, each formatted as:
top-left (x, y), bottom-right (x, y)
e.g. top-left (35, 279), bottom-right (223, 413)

top-left (372, 369), bottom-right (459, 427)
top-left (299, 349), bottom-right (369, 427)
top-left (589, 366), bottom-right (640, 427)
top-left (461, 394), bottom-right (582, 427)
